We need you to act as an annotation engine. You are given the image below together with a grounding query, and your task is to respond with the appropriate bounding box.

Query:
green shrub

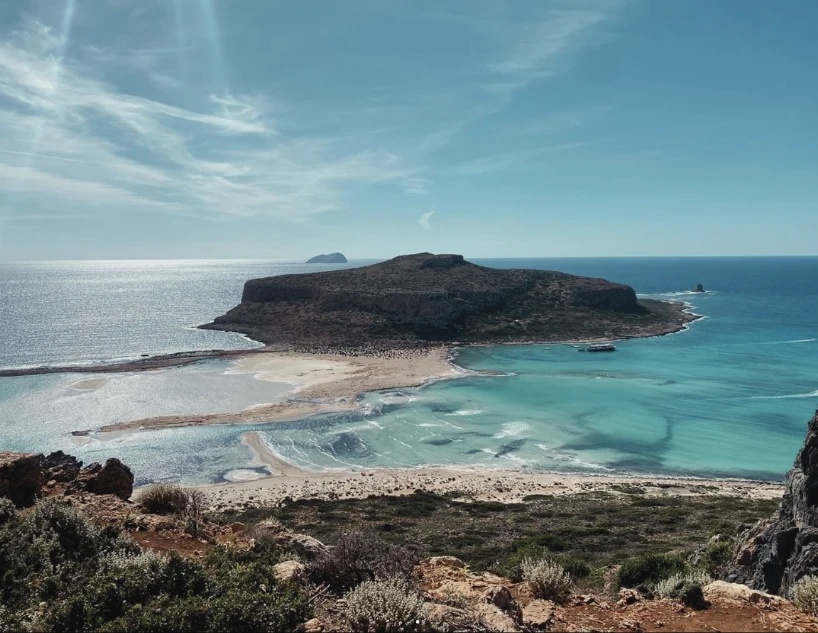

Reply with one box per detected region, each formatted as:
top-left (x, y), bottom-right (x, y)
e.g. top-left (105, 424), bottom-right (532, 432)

top-left (655, 571), bottom-right (711, 608)
top-left (792, 575), bottom-right (818, 616)
top-left (520, 557), bottom-right (573, 602)
top-left (618, 552), bottom-right (687, 588)
top-left (697, 540), bottom-right (733, 576)
top-left (0, 499), bottom-right (15, 527)
top-left (345, 577), bottom-right (425, 633)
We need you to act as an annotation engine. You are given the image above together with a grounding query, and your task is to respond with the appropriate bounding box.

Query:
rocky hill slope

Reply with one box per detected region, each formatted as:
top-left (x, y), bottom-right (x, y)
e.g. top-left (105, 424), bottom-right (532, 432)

top-left (203, 253), bottom-right (693, 348)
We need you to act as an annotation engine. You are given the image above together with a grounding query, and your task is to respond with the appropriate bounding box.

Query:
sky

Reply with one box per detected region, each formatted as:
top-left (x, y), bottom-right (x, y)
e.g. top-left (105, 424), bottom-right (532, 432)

top-left (0, 0), bottom-right (816, 260)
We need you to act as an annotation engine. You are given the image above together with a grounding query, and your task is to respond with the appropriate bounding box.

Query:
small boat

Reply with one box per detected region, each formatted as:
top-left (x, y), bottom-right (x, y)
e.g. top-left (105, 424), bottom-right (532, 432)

top-left (586, 343), bottom-right (616, 353)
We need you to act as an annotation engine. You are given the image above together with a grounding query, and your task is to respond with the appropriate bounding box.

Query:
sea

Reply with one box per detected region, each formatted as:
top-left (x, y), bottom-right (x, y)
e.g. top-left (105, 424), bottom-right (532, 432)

top-left (1, 257), bottom-right (816, 485)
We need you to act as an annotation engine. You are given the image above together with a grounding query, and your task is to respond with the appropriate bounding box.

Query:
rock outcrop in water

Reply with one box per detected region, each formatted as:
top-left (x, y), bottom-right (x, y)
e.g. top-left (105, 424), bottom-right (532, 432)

top-left (204, 253), bottom-right (695, 349)
top-left (694, 283), bottom-right (705, 293)
top-left (727, 410), bottom-right (818, 595)
top-left (306, 252), bottom-right (347, 264)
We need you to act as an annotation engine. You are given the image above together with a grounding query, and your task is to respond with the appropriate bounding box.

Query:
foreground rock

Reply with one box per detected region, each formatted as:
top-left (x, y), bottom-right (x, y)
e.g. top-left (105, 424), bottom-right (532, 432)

top-left (0, 451), bottom-right (133, 506)
top-left (0, 452), bottom-right (42, 507)
top-left (728, 411), bottom-right (818, 595)
top-left (204, 252), bottom-right (695, 349)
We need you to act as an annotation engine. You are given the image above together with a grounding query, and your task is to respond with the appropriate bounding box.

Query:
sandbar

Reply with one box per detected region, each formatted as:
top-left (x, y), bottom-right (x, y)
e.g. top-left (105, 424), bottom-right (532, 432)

top-left (99, 347), bottom-right (460, 432)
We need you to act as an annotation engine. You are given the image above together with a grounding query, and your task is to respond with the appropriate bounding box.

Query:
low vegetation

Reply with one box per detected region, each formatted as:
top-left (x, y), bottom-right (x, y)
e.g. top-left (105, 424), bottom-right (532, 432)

top-left (792, 576), bottom-right (818, 616)
top-left (617, 552), bottom-right (688, 589)
top-left (136, 483), bottom-right (207, 536)
top-left (0, 498), bottom-right (310, 632)
top-left (520, 557), bottom-right (573, 602)
top-left (655, 570), bottom-right (712, 608)
top-left (344, 577), bottom-right (426, 633)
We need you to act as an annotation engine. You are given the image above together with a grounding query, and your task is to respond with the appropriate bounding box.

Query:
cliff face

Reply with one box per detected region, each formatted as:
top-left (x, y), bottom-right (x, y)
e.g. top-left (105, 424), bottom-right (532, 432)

top-left (728, 411), bottom-right (818, 595)
top-left (204, 253), bottom-right (690, 348)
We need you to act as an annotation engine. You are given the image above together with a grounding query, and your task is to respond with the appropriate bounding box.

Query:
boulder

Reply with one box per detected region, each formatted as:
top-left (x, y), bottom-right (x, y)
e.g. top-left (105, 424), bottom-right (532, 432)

top-left (253, 520), bottom-right (328, 560)
top-left (74, 458), bottom-right (134, 500)
top-left (726, 411), bottom-right (818, 594)
top-left (422, 604), bottom-right (474, 632)
top-left (273, 560), bottom-right (307, 584)
top-left (43, 451), bottom-right (82, 482)
top-left (521, 599), bottom-right (556, 631)
top-left (480, 586), bottom-right (522, 624)
top-left (298, 618), bottom-right (325, 633)
top-left (472, 603), bottom-right (522, 632)
top-left (427, 556), bottom-right (467, 570)
top-left (0, 452), bottom-right (42, 507)
top-left (703, 580), bottom-right (784, 606)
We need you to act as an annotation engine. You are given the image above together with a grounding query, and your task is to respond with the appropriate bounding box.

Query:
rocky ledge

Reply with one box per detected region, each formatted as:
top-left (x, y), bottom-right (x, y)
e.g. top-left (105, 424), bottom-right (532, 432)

top-left (203, 253), bottom-right (695, 349)
top-left (0, 451), bottom-right (133, 507)
top-left (728, 410), bottom-right (818, 595)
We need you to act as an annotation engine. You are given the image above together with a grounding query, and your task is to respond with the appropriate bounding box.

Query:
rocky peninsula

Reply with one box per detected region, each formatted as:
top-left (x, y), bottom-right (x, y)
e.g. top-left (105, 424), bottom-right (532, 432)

top-left (203, 252), bottom-right (696, 350)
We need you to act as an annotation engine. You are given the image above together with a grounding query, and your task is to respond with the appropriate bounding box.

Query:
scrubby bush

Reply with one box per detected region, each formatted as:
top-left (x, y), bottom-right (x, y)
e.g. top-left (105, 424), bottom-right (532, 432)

top-left (137, 484), bottom-right (203, 515)
top-left (310, 530), bottom-right (422, 591)
top-left (618, 552), bottom-right (687, 589)
top-left (792, 575), bottom-right (818, 616)
top-left (345, 577), bottom-right (425, 633)
top-left (0, 499), bottom-right (15, 526)
top-left (697, 539), bottom-right (733, 577)
top-left (655, 570), bottom-right (711, 608)
top-left (520, 557), bottom-right (573, 602)
top-left (0, 498), bottom-right (311, 633)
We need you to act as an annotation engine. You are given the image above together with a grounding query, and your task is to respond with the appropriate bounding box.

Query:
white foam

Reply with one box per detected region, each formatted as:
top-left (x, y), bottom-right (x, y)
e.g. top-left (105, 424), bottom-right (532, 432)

top-left (749, 389), bottom-right (818, 400)
top-left (446, 409), bottom-right (483, 416)
top-left (493, 421), bottom-right (531, 439)
top-left (759, 338), bottom-right (816, 345)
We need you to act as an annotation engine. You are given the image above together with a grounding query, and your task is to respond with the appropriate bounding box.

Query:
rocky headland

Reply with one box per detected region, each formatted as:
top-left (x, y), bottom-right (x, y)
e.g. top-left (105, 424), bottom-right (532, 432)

top-left (203, 253), bottom-right (696, 350)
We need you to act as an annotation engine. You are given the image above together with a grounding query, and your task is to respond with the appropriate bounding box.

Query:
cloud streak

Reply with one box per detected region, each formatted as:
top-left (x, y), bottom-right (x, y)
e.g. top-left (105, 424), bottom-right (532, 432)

top-left (419, 210), bottom-right (435, 230)
top-left (0, 19), bottom-right (423, 222)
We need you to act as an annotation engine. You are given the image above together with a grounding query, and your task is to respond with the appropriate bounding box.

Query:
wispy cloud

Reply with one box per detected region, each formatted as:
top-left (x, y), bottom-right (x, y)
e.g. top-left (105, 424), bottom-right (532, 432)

top-left (418, 210), bottom-right (435, 230)
top-left (0, 19), bottom-right (423, 222)
top-left (452, 142), bottom-right (597, 176)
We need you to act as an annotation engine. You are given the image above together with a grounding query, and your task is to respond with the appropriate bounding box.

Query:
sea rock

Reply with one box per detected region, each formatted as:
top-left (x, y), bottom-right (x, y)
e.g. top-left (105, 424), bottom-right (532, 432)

top-left (693, 283), bottom-right (705, 293)
top-left (0, 452), bottom-right (42, 507)
top-left (726, 411), bottom-right (818, 594)
top-left (72, 458), bottom-right (134, 500)
top-left (306, 252), bottom-right (347, 264)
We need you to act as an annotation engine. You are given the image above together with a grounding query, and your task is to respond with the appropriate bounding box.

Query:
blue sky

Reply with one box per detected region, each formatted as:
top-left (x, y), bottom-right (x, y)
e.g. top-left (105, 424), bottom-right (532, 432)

top-left (0, 0), bottom-right (816, 260)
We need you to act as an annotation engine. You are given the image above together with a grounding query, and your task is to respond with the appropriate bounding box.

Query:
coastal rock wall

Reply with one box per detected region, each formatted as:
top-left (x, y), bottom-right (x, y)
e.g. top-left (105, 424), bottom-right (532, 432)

top-left (727, 411), bottom-right (818, 595)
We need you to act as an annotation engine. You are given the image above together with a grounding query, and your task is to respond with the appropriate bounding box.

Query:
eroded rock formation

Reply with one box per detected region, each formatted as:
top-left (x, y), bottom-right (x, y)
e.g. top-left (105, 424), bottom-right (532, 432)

top-left (727, 411), bottom-right (818, 595)
top-left (0, 452), bottom-right (43, 507)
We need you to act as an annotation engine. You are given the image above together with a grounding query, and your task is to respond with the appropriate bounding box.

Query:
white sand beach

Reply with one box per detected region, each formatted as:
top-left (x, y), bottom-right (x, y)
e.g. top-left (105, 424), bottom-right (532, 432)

top-left (200, 431), bottom-right (785, 510)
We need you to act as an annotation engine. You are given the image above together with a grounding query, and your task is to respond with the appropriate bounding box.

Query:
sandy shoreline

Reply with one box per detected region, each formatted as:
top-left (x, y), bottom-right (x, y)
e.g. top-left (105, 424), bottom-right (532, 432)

top-left (99, 347), bottom-right (462, 432)
top-left (200, 431), bottom-right (785, 510)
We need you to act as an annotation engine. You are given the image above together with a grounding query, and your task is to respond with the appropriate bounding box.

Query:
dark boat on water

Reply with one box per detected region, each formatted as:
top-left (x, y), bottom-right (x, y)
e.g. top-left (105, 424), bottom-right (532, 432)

top-left (585, 343), bottom-right (616, 352)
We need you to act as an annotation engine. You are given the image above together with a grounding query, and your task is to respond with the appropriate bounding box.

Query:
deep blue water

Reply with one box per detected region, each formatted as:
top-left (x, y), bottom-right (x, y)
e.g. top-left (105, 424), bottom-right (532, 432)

top-left (1, 257), bottom-right (816, 483)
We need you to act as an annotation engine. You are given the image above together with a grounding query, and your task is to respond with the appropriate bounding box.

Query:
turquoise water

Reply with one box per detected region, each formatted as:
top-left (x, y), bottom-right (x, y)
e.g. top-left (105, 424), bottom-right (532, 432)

top-left (1, 258), bottom-right (817, 484)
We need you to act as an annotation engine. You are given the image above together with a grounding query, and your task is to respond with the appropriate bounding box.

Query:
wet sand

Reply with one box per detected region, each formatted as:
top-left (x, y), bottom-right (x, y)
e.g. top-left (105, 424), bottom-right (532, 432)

top-left (201, 431), bottom-right (785, 510)
top-left (99, 347), bottom-right (461, 432)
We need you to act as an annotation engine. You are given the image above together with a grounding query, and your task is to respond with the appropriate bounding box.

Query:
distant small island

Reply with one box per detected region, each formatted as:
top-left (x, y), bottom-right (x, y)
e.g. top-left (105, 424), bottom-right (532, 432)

top-left (693, 283), bottom-right (705, 293)
top-left (306, 252), bottom-right (347, 264)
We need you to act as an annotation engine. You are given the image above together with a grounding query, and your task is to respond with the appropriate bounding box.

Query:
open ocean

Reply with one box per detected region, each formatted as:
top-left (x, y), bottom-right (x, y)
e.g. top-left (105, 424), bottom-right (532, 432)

top-left (1, 257), bottom-right (817, 485)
